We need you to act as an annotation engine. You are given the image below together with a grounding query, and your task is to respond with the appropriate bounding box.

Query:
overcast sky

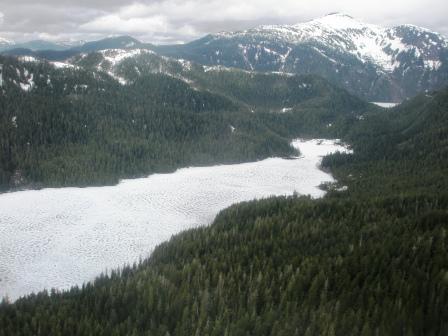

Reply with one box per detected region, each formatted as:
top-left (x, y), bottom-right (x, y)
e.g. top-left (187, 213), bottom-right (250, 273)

top-left (0, 0), bottom-right (447, 44)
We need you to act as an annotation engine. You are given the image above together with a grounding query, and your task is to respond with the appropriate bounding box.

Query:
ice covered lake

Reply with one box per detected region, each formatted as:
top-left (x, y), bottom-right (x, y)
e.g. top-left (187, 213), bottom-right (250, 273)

top-left (0, 139), bottom-right (350, 301)
top-left (371, 102), bottom-right (400, 108)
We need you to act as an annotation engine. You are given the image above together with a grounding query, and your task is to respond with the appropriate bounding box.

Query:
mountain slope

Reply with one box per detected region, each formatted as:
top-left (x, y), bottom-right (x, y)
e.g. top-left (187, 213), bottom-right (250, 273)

top-left (0, 38), bottom-right (85, 52)
top-left (3, 14), bottom-right (447, 101)
top-left (0, 50), bottom-right (374, 191)
top-left (71, 36), bottom-right (147, 53)
top-left (0, 54), bottom-right (297, 190)
top-left (156, 13), bottom-right (448, 101)
top-left (322, 87), bottom-right (448, 198)
top-left (1, 89), bottom-right (447, 336)
top-left (68, 48), bottom-right (370, 113)
top-left (0, 36), bottom-right (154, 61)
top-left (67, 48), bottom-right (373, 138)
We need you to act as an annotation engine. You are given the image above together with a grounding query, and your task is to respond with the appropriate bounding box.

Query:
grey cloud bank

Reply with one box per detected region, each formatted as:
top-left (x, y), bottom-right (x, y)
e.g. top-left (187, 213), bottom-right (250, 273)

top-left (0, 0), bottom-right (446, 44)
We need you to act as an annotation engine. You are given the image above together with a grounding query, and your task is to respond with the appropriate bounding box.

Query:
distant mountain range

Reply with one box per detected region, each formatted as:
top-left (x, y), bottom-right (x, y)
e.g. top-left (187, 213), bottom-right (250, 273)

top-left (0, 36), bottom-right (149, 60)
top-left (0, 50), bottom-right (371, 190)
top-left (156, 13), bottom-right (448, 101)
top-left (0, 38), bottom-right (83, 52)
top-left (1, 13), bottom-right (447, 101)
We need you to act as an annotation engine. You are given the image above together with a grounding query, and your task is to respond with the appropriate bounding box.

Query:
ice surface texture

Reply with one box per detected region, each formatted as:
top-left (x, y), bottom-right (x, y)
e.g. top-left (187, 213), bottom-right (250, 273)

top-left (0, 139), bottom-right (349, 300)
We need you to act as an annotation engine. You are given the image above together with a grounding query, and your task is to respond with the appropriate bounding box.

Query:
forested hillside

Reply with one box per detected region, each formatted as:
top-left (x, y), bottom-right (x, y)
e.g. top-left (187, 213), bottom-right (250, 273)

top-left (69, 49), bottom-right (375, 137)
top-left (0, 56), bottom-right (272, 190)
top-left (0, 54), bottom-right (370, 191)
top-left (1, 87), bottom-right (447, 335)
top-left (323, 88), bottom-right (448, 197)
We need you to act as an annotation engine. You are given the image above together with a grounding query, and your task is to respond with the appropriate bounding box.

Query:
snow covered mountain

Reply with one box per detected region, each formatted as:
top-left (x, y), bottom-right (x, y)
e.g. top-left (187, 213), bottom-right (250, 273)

top-left (12, 40), bottom-right (81, 51)
top-left (2, 49), bottom-right (370, 123)
top-left (211, 13), bottom-right (446, 73)
top-left (0, 38), bottom-right (80, 53)
top-left (0, 36), bottom-right (150, 61)
top-left (3, 14), bottom-right (447, 101)
top-left (157, 13), bottom-right (448, 101)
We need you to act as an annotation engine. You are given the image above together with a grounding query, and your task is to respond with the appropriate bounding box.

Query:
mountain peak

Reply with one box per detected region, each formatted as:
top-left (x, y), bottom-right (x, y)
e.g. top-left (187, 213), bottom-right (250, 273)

top-left (323, 12), bottom-right (354, 19)
top-left (306, 12), bottom-right (370, 30)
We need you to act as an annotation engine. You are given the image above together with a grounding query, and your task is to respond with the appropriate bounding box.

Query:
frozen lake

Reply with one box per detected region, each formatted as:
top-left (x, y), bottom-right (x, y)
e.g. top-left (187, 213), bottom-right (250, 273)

top-left (371, 101), bottom-right (400, 108)
top-left (0, 139), bottom-right (349, 301)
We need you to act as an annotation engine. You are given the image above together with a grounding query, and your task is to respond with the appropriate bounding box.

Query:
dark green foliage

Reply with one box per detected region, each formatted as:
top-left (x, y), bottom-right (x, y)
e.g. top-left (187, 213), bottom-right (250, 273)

top-left (0, 53), bottom-right (372, 191)
top-left (0, 56), bottom-right (300, 191)
top-left (322, 88), bottom-right (448, 198)
top-left (1, 195), bottom-right (447, 336)
top-left (1, 88), bottom-right (448, 335)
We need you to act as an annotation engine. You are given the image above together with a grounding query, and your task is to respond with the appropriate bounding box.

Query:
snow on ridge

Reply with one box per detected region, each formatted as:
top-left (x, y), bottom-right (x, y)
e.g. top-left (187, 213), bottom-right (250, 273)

top-left (93, 49), bottom-right (156, 85)
top-left (270, 71), bottom-right (295, 77)
top-left (292, 15), bottom-right (411, 72)
top-left (397, 23), bottom-right (443, 36)
top-left (18, 56), bottom-right (39, 63)
top-left (305, 12), bottom-right (375, 31)
top-left (204, 66), bottom-right (295, 78)
top-left (177, 59), bottom-right (192, 71)
top-left (203, 65), bottom-right (252, 74)
top-left (210, 14), bottom-right (445, 74)
top-left (99, 48), bottom-right (154, 66)
top-left (51, 61), bottom-right (77, 69)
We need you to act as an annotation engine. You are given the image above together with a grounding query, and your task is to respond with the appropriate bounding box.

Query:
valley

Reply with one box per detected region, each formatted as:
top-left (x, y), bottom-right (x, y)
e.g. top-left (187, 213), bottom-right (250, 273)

top-left (0, 139), bottom-right (349, 301)
top-left (0, 9), bottom-right (447, 336)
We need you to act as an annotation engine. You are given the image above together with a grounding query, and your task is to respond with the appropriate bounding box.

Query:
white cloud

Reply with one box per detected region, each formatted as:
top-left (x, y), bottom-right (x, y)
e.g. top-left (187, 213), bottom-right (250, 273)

top-left (0, 0), bottom-right (447, 43)
top-left (81, 14), bottom-right (169, 34)
top-left (75, 0), bottom-right (448, 43)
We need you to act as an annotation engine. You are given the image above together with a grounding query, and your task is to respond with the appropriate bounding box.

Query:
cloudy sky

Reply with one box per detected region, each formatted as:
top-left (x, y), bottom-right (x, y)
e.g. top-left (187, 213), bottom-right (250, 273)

top-left (0, 0), bottom-right (447, 44)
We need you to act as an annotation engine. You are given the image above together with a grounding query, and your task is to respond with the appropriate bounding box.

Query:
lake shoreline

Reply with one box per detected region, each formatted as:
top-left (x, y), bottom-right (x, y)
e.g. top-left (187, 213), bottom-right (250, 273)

top-left (0, 138), bottom-right (350, 301)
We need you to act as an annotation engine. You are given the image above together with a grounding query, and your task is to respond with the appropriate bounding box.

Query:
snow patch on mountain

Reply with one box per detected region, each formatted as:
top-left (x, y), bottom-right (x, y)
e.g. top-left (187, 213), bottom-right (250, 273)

top-left (211, 13), bottom-right (446, 74)
top-left (18, 56), bottom-right (39, 63)
top-left (19, 73), bottom-right (34, 92)
top-left (203, 65), bottom-right (252, 74)
top-left (178, 59), bottom-right (192, 71)
top-left (99, 49), bottom-right (154, 66)
top-left (51, 61), bottom-right (76, 69)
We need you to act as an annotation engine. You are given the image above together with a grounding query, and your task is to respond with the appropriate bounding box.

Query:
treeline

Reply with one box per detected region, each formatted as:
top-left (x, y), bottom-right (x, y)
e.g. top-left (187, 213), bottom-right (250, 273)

top-left (0, 54), bottom-right (373, 192)
top-left (1, 195), bottom-right (447, 335)
top-left (0, 56), bottom-right (301, 191)
top-left (322, 88), bottom-right (448, 198)
top-left (2, 55), bottom-right (448, 334)
top-left (1, 87), bottom-right (448, 334)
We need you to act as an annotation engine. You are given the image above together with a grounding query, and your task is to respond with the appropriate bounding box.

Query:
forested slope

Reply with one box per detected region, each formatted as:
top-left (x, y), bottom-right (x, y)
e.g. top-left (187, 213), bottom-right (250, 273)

top-left (0, 56), bottom-right (272, 191)
top-left (0, 54), bottom-right (371, 191)
top-left (1, 89), bottom-right (447, 335)
top-left (323, 87), bottom-right (448, 198)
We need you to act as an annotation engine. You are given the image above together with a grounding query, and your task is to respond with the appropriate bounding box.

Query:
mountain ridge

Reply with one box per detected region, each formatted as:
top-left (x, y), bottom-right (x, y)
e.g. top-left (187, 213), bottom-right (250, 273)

top-left (155, 13), bottom-right (448, 101)
top-left (2, 14), bottom-right (448, 100)
top-left (0, 51), bottom-right (370, 191)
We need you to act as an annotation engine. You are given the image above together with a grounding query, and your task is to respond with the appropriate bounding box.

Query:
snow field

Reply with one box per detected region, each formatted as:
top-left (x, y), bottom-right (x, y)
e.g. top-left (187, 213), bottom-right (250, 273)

top-left (0, 139), bottom-right (350, 300)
